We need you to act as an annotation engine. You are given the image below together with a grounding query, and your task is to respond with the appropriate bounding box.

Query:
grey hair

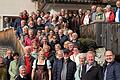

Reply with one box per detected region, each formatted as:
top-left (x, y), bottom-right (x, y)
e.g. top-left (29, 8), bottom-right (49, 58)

top-left (79, 53), bottom-right (86, 59)
top-left (19, 65), bottom-right (26, 71)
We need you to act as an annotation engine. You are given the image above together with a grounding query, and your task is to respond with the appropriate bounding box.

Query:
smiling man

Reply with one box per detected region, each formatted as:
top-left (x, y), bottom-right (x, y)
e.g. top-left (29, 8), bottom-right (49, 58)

top-left (103, 50), bottom-right (120, 80)
top-left (81, 51), bottom-right (103, 80)
top-left (15, 65), bottom-right (30, 80)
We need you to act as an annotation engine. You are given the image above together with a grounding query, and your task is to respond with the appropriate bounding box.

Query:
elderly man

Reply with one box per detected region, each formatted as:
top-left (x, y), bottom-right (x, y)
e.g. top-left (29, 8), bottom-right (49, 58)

top-left (15, 65), bottom-right (30, 80)
top-left (103, 50), bottom-right (120, 80)
top-left (71, 33), bottom-right (83, 50)
top-left (81, 51), bottom-right (103, 80)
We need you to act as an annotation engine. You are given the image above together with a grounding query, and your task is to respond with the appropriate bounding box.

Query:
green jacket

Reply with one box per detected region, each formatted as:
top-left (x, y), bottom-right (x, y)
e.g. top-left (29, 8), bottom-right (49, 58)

top-left (9, 60), bottom-right (19, 80)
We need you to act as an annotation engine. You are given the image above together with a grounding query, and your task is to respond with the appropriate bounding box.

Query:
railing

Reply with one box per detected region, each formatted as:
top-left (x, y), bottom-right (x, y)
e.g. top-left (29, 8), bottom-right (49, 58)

top-left (42, 0), bottom-right (102, 3)
top-left (0, 28), bottom-right (24, 55)
top-left (41, 0), bottom-right (116, 3)
top-left (102, 0), bottom-right (116, 3)
top-left (80, 22), bottom-right (120, 55)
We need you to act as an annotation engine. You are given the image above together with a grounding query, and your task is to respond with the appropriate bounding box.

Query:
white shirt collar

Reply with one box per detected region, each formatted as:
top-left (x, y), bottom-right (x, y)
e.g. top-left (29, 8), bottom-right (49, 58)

top-left (20, 74), bottom-right (24, 78)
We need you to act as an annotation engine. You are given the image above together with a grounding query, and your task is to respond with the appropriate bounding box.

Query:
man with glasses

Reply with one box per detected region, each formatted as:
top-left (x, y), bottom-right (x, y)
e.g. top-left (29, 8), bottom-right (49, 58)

top-left (103, 50), bottom-right (120, 80)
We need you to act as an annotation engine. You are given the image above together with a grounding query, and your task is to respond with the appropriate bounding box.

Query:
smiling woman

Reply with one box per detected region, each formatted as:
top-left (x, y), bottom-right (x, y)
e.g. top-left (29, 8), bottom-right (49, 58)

top-left (31, 49), bottom-right (52, 80)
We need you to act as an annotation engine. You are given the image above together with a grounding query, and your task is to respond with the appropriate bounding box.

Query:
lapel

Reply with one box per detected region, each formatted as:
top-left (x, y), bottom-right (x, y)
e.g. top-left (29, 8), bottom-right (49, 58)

top-left (86, 65), bottom-right (95, 73)
top-left (85, 61), bottom-right (98, 73)
top-left (81, 64), bottom-right (86, 76)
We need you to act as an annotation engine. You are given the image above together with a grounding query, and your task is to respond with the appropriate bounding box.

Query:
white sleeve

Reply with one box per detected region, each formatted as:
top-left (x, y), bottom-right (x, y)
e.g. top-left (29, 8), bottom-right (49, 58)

top-left (46, 60), bottom-right (51, 69)
top-left (32, 59), bottom-right (37, 69)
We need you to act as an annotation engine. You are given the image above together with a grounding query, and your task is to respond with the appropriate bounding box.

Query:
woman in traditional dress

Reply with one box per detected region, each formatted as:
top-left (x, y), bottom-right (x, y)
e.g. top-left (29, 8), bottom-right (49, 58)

top-left (31, 49), bottom-right (51, 80)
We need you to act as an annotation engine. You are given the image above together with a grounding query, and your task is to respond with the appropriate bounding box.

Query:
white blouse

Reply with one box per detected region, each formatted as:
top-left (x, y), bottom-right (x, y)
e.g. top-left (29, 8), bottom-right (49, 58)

top-left (32, 59), bottom-right (51, 69)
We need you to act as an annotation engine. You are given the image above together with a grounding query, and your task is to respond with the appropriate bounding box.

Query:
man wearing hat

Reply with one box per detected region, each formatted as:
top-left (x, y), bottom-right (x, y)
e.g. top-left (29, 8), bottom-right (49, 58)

top-left (53, 49), bottom-right (76, 80)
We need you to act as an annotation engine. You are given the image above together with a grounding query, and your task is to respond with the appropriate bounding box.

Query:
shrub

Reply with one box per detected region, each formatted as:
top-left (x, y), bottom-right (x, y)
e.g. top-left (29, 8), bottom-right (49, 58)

top-left (79, 38), bottom-right (97, 53)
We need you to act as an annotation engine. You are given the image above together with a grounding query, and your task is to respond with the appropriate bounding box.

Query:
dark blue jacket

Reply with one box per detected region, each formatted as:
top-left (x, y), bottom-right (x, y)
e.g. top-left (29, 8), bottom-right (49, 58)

top-left (53, 58), bottom-right (63, 80)
top-left (57, 34), bottom-right (68, 48)
top-left (14, 18), bottom-right (21, 30)
top-left (16, 26), bottom-right (23, 38)
top-left (53, 58), bottom-right (76, 80)
top-left (103, 61), bottom-right (120, 80)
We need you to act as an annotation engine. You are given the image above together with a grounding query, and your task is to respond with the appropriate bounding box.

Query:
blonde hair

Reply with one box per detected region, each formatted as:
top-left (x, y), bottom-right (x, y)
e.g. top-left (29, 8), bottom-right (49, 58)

top-left (38, 49), bottom-right (45, 59)
top-left (43, 45), bottom-right (50, 50)
top-left (64, 41), bottom-right (70, 48)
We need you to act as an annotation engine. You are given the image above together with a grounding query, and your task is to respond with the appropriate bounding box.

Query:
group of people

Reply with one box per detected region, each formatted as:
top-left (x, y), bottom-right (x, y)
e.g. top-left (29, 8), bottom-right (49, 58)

top-left (0, 48), bottom-right (120, 80)
top-left (1, 0), bottom-right (120, 80)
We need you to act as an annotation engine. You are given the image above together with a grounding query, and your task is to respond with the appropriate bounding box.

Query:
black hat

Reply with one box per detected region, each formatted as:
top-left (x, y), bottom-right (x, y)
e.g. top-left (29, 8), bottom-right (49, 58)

top-left (63, 48), bottom-right (70, 55)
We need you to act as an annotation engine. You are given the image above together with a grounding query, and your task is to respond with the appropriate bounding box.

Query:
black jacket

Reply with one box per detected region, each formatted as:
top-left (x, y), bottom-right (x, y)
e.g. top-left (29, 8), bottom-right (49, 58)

top-left (15, 75), bottom-right (30, 80)
top-left (81, 61), bottom-right (103, 80)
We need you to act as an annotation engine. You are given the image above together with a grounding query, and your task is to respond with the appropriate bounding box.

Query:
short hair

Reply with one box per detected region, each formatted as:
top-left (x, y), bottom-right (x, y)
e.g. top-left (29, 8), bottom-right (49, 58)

top-left (67, 30), bottom-right (73, 34)
top-left (13, 52), bottom-right (19, 57)
top-left (105, 5), bottom-right (111, 9)
top-left (55, 44), bottom-right (61, 49)
top-left (63, 48), bottom-right (70, 55)
top-left (47, 12), bottom-right (50, 15)
top-left (79, 53), bottom-right (86, 59)
top-left (24, 46), bottom-right (31, 53)
top-left (104, 49), bottom-right (114, 55)
top-left (72, 33), bottom-right (78, 37)
top-left (43, 45), bottom-right (50, 50)
top-left (19, 65), bottom-right (26, 71)
top-left (6, 48), bottom-right (12, 54)
top-left (64, 41), bottom-right (70, 45)
top-left (36, 10), bottom-right (40, 12)
top-left (57, 50), bottom-right (64, 55)
top-left (86, 51), bottom-right (95, 57)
